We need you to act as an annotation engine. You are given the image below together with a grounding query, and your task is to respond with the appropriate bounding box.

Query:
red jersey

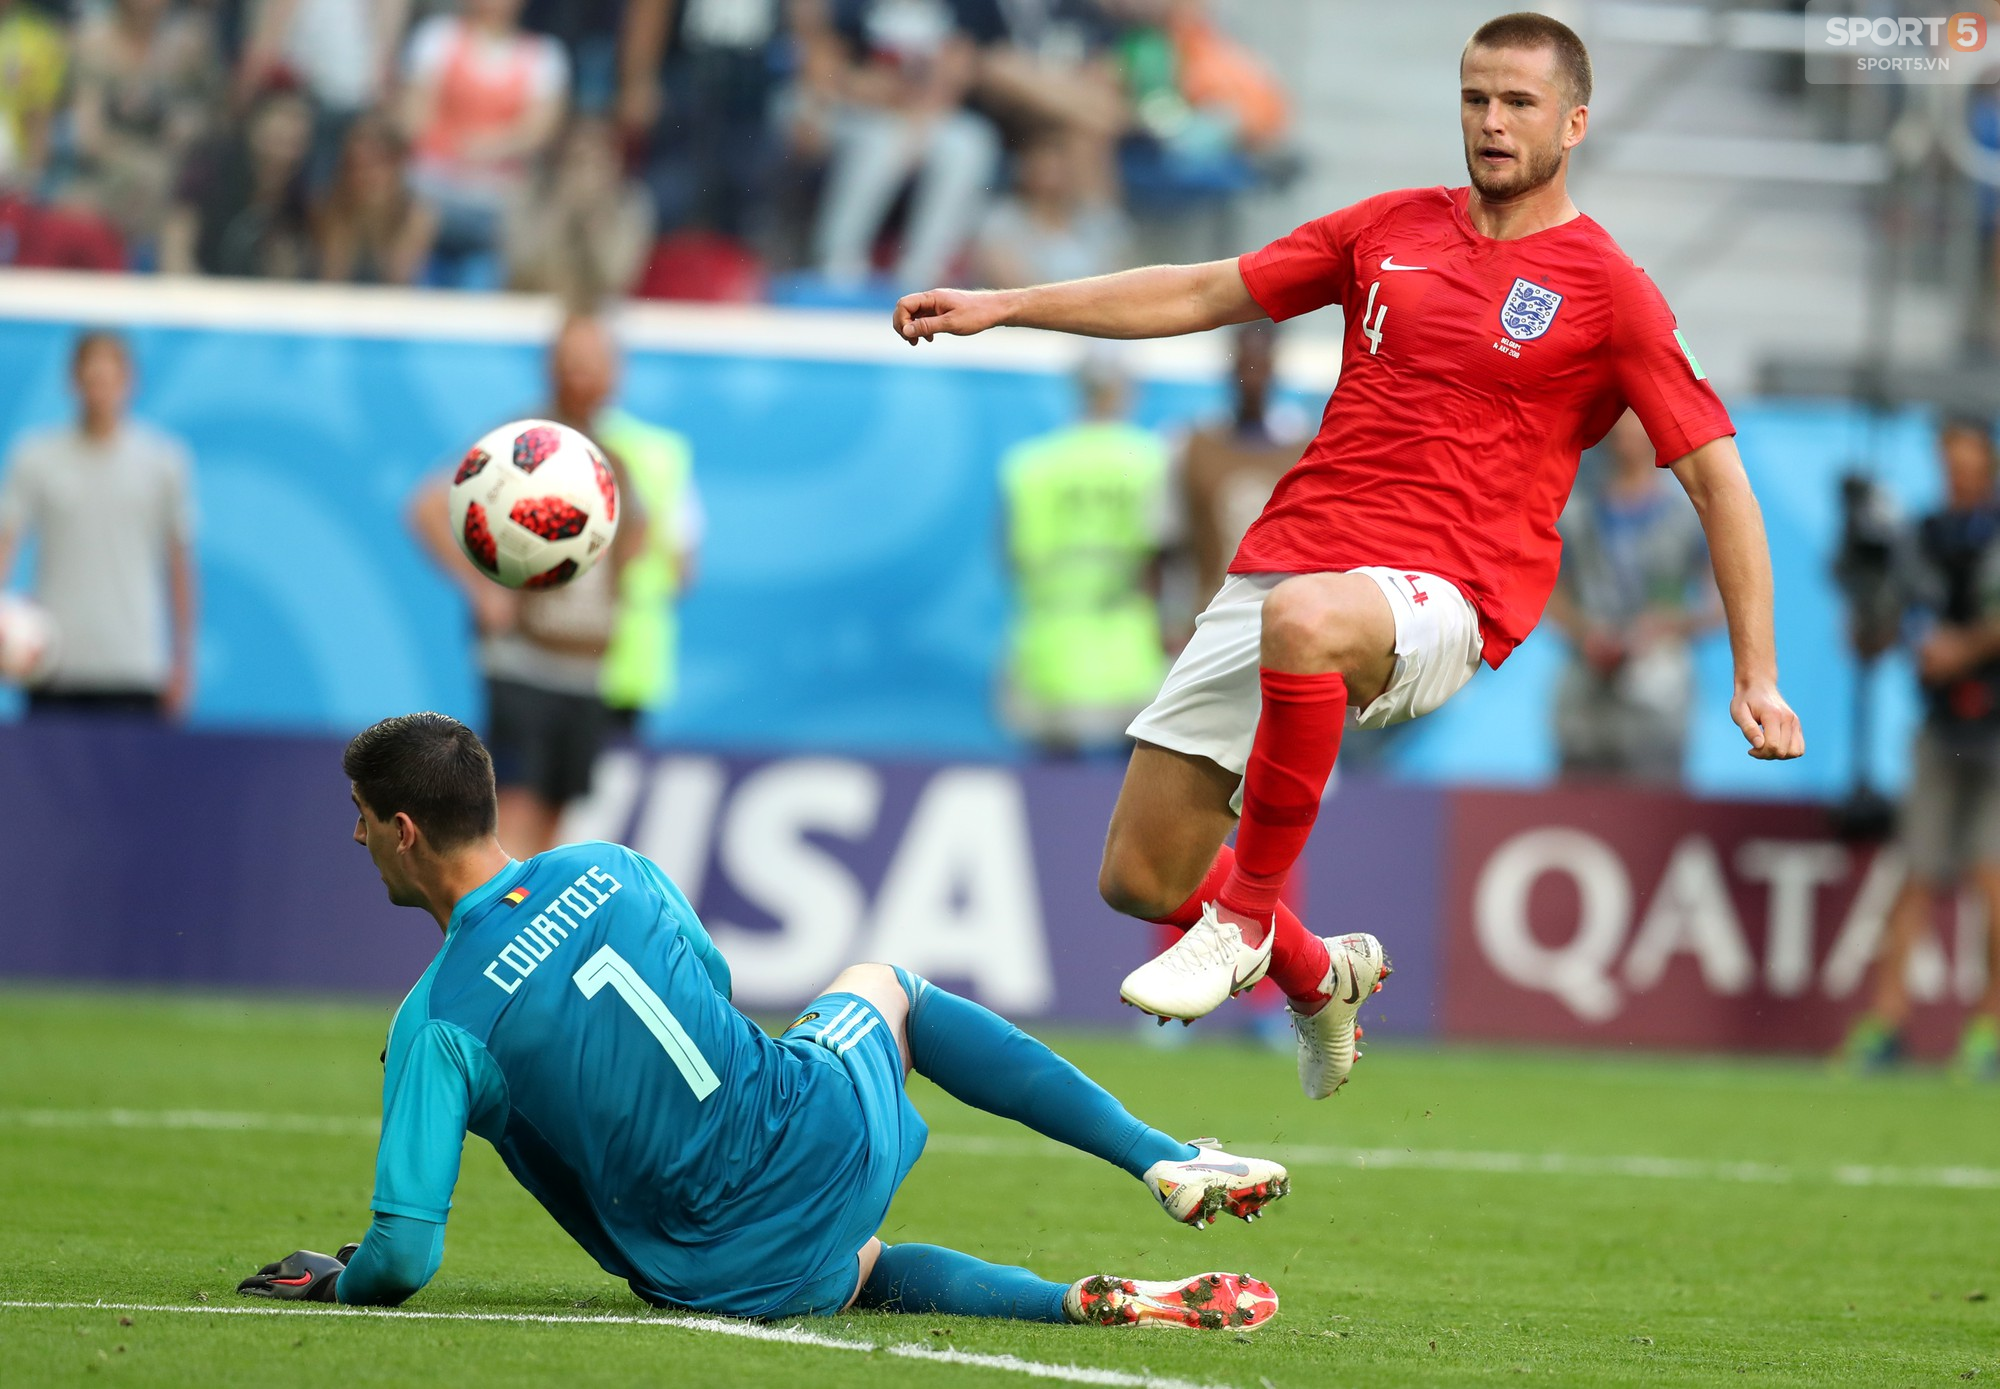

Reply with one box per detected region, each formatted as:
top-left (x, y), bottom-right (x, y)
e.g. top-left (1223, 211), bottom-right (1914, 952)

top-left (1233, 186), bottom-right (1734, 666)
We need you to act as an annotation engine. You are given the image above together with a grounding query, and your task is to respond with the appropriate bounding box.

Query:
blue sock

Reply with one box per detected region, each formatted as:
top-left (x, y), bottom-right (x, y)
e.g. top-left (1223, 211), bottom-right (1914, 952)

top-left (894, 969), bottom-right (1197, 1180)
top-left (854, 1243), bottom-right (1069, 1322)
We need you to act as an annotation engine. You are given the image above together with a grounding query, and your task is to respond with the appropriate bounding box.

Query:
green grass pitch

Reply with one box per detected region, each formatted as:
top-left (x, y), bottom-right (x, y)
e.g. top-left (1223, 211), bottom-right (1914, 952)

top-left (2, 987), bottom-right (1997, 1387)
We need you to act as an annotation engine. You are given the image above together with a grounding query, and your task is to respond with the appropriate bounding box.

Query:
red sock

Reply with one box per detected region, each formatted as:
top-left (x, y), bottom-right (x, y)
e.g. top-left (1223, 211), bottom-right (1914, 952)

top-left (1150, 844), bottom-right (1334, 1007)
top-left (1221, 667), bottom-right (1346, 998)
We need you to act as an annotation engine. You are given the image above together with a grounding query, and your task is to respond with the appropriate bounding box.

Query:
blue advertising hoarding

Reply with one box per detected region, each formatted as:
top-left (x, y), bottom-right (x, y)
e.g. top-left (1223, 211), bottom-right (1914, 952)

top-left (0, 722), bottom-right (1439, 1035)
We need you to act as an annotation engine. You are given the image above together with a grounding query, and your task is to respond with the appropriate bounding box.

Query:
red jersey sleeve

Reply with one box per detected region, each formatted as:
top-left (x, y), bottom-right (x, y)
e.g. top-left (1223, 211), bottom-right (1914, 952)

top-left (1238, 191), bottom-right (1411, 322)
top-left (1605, 260), bottom-right (1735, 465)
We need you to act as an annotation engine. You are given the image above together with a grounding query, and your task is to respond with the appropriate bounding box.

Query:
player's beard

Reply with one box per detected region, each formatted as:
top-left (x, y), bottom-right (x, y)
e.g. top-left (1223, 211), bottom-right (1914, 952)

top-left (1466, 130), bottom-right (1566, 201)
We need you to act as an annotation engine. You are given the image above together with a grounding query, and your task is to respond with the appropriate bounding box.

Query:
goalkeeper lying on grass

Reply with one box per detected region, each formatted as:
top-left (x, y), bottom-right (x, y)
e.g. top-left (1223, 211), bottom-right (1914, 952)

top-left (239, 713), bottom-right (1285, 1330)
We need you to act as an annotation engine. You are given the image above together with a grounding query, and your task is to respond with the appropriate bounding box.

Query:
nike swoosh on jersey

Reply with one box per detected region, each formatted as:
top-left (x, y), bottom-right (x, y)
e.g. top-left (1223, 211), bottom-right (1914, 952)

top-left (1380, 256), bottom-right (1428, 271)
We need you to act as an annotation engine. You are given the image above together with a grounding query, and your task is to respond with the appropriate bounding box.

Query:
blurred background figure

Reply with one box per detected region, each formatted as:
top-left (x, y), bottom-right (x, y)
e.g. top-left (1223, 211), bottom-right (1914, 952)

top-left (67, 0), bottom-right (224, 260)
top-left (1104, 0), bottom-right (1290, 260)
top-left (797, 0), bottom-right (999, 290)
top-left (160, 82), bottom-right (316, 278)
top-left (958, 0), bottom-right (1125, 199)
top-left (593, 349), bottom-right (702, 740)
top-left (400, 0), bottom-right (569, 288)
top-left (618, 0), bottom-right (785, 256)
top-left (1164, 321), bottom-right (1303, 646)
top-left (236, 0), bottom-right (412, 182)
top-left (314, 111), bottom-right (439, 285)
top-left (502, 113), bottom-right (654, 301)
top-left (0, 330), bottom-right (198, 721)
top-left (514, 0), bottom-right (623, 113)
top-left (1110, 0), bottom-right (1286, 157)
top-left (972, 129), bottom-right (1129, 289)
top-left (410, 314), bottom-right (644, 858)
top-left (1547, 411), bottom-right (1721, 787)
top-left (0, 0), bottom-right (69, 190)
top-left (1000, 352), bottom-right (1167, 759)
top-left (1845, 420), bottom-right (2000, 1081)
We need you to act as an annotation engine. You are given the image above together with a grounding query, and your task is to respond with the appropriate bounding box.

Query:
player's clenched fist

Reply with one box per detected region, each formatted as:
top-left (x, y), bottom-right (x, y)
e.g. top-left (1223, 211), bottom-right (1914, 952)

top-left (894, 288), bottom-right (1009, 344)
top-left (1732, 683), bottom-right (1805, 760)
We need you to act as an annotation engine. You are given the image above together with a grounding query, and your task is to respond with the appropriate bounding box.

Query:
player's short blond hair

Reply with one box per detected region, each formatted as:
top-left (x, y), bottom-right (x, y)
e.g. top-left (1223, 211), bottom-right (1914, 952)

top-left (1465, 12), bottom-right (1593, 109)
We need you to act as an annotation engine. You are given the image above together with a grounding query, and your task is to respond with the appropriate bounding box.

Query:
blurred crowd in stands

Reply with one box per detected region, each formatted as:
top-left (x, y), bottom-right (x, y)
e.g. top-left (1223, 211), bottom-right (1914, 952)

top-left (0, 0), bottom-right (1293, 304)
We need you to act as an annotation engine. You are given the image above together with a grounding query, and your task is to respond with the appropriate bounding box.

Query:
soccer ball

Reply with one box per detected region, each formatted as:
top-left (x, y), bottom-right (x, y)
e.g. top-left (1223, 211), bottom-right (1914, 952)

top-left (447, 419), bottom-right (620, 590)
top-left (0, 594), bottom-right (58, 685)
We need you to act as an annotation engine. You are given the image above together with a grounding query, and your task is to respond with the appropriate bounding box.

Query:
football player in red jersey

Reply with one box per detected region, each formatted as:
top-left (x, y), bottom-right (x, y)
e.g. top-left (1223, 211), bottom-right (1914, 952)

top-left (892, 12), bottom-right (1804, 1099)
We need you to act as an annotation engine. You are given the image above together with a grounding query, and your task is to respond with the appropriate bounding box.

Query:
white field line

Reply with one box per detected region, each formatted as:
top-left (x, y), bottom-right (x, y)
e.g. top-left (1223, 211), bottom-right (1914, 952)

top-left (0, 1300), bottom-right (1227, 1389)
top-left (0, 1108), bottom-right (377, 1137)
top-left (926, 1134), bottom-right (2000, 1192)
top-left (6, 1107), bottom-right (1998, 1192)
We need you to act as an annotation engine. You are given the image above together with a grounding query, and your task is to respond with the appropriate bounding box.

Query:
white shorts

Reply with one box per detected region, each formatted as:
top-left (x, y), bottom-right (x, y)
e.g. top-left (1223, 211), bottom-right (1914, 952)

top-left (1126, 568), bottom-right (1483, 801)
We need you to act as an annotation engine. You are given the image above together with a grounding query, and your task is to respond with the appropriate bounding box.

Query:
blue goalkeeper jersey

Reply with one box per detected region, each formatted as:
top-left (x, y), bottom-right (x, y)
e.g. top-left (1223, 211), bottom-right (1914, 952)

top-left (369, 841), bottom-right (923, 1315)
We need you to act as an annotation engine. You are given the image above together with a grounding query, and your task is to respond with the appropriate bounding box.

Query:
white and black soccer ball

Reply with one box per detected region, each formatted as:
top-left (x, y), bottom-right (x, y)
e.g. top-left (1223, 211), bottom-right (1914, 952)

top-left (447, 418), bottom-right (620, 591)
top-left (0, 593), bottom-right (58, 685)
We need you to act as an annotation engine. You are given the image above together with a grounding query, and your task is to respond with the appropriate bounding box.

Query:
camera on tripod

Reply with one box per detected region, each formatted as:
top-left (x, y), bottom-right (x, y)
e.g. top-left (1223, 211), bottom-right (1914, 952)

top-left (1835, 472), bottom-right (1904, 657)
top-left (1830, 471), bottom-right (1904, 839)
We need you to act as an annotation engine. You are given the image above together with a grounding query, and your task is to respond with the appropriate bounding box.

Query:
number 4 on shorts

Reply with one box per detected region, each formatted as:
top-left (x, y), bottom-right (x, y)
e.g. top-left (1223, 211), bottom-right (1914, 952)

top-left (574, 945), bottom-right (721, 1100)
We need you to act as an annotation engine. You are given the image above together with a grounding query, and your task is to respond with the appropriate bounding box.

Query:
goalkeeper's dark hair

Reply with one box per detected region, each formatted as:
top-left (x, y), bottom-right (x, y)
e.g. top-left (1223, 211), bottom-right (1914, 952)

top-left (343, 712), bottom-right (498, 849)
top-left (1466, 12), bottom-right (1592, 108)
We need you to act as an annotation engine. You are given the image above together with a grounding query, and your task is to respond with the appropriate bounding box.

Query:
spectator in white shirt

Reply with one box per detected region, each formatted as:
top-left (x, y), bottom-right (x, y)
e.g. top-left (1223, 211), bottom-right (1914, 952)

top-left (238, 0), bottom-right (412, 132)
top-left (0, 331), bottom-right (199, 721)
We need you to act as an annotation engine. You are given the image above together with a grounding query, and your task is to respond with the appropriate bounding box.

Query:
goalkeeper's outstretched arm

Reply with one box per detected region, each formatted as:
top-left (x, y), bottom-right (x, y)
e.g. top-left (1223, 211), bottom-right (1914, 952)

top-left (237, 1215), bottom-right (443, 1305)
top-left (336, 1213), bottom-right (447, 1306)
top-left (268, 1016), bottom-right (483, 1306)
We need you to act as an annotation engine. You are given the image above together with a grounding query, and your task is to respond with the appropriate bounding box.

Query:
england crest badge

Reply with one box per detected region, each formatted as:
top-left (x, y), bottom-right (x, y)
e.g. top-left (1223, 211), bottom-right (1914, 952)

top-left (1499, 277), bottom-right (1563, 341)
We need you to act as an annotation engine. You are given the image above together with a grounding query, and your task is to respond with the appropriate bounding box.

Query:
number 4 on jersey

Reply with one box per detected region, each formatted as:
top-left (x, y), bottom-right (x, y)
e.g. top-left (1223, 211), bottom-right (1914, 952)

top-left (1362, 280), bottom-right (1387, 355)
top-left (574, 945), bottom-right (721, 1100)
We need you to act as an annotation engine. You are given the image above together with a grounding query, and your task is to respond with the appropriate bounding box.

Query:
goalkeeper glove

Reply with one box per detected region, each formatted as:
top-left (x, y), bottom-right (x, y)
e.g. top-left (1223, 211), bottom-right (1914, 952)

top-left (238, 1246), bottom-right (355, 1302)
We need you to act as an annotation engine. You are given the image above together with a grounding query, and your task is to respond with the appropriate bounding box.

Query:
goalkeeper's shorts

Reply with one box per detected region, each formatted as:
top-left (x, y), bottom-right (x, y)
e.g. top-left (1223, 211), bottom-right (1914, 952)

top-left (762, 990), bottom-right (930, 1317)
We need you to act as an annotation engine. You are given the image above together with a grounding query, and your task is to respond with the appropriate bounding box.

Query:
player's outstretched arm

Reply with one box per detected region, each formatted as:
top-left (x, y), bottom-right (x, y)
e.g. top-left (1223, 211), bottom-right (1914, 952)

top-left (1670, 437), bottom-right (1805, 761)
top-left (893, 261), bottom-right (1264, 345)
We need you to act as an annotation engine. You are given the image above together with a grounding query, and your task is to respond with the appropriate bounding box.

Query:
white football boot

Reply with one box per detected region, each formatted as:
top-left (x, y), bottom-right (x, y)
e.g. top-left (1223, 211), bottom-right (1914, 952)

top-left (1118, 902), bottom-right (1272, 1022)
top-left (1142, 1140), bottom-right (1291, 1230)
top-left (1064, 1271), bottom-right (1279, 1330)
top-left (1291, 932), bottom-right (1390, 1099)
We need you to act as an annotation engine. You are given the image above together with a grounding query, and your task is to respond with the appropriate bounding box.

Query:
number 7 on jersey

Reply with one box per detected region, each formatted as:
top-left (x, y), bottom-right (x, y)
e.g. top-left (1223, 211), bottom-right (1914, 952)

top-left (574, 945), bottom-right (721, 1100)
